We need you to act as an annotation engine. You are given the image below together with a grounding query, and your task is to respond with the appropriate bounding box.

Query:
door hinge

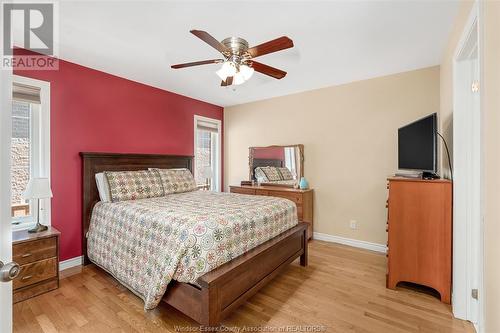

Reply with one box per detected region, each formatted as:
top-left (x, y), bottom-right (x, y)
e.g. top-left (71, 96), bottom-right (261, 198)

top-left (471, 80), bottom-right (480, 93)
top-left (472, 289), bottom-right (479, 300)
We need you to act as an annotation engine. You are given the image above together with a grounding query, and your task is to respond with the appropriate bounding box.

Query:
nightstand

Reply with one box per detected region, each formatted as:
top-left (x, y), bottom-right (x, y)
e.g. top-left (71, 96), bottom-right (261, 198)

top-left (12, 227), bottom-right (60, 303)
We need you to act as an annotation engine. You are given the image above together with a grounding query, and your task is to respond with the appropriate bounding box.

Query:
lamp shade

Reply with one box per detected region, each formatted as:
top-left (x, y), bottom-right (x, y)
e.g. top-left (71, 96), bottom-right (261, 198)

top-left (233, 71), bottom-right (245, 85)
top-left (240, 64), bottom-right (254, 80)
top-left (216, 61), bottom-right (236, 81)
top-left (22, 178), bottom-right (53, 199)
top-left (201, 166), bottom-right (213, 178)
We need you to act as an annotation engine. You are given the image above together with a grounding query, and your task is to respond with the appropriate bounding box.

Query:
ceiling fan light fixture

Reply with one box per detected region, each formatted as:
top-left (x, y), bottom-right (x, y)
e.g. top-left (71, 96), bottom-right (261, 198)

top-left (240, 64), bottom-right (254, 80)
top-left (233, 71), bottom-right (246, 85)
top-left (173, 30), bottom-right (293, 87)
top-left (216, 61), bottom-right (236, 80)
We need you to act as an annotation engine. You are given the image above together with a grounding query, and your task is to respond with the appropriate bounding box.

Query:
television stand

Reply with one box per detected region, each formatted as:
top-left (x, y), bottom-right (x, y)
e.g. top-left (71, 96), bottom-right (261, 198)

top-left (386, 177), bottom-right (452, 303)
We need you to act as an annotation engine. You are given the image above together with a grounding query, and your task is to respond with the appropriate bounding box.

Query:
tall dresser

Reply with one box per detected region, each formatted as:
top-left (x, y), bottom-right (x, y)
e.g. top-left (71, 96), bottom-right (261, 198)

top-left (386, 177), bottom-right (452, 303)
top-left (229, 185), bottom-right (313, 239)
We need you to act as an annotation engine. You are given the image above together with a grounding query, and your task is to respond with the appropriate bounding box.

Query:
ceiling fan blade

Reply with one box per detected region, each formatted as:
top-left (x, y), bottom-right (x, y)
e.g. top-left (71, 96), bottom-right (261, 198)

top-left (247, 36), bottom-right (293, 58)
top-left (221, 76), bottom-right (233, 86)
top-left (250, 61), bottom-right (287, 79)
top-left (171, 59), bottom-right (223, 69)
top-left (190, 30), bottom-right (228, 53)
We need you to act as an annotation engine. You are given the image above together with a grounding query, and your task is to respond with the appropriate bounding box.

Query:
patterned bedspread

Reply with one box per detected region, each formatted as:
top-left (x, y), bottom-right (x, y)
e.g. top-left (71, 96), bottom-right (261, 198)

top-left (87, 190), bottom-right (298, 310)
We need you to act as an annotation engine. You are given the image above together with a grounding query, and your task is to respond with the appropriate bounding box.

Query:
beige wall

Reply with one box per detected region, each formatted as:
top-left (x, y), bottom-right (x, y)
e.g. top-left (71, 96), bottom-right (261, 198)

top-left (224, 66), bottom-right (440, 245)
top-left (439, 1), bottom-right (474, 178)
top-left (483, 1), bottom-right (500, 332)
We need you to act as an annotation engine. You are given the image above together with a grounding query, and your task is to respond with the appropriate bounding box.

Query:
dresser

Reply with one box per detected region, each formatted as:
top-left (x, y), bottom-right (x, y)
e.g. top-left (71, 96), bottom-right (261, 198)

top-left (386, 178), bottom-right (452, 303)
top-left (229, 185), bottom-right (313, 239)
top-left (12, 227), bottom-right (60, 303)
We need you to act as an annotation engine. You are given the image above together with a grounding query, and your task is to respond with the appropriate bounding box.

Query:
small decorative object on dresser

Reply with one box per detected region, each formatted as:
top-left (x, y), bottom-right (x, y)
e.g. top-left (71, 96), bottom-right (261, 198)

top-left (386, 177), bottom-right (452, 303)
top-left (230, 185), bottom-right (314, 239)
top-left (299, 177), bottom-right (309, 189)
top-left (12, 227), bottom-right (60, 303)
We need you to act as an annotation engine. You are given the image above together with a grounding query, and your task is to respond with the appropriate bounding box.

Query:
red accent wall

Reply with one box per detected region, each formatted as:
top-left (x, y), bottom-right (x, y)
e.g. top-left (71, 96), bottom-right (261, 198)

top-left (14, 50), bottom-right (223, 261)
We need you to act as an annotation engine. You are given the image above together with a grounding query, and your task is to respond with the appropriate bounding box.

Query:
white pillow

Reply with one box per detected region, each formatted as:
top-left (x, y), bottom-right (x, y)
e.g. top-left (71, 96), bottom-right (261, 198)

top-left (95, 172), bottom-right (111, 202)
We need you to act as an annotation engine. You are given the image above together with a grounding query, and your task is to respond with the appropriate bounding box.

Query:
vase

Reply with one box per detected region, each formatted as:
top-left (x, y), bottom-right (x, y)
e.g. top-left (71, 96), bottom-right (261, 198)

top-left (299, 177), bottom-right (309, 189)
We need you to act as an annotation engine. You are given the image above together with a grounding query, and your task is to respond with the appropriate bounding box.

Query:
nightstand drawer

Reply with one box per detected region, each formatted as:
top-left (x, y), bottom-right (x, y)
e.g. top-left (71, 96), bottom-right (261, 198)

top-left (13, 278), bottom-right (58, 303)
top-left (13, 257), bottom-right (58, 290)
top-left (13, 237), bottom-right (57, 265)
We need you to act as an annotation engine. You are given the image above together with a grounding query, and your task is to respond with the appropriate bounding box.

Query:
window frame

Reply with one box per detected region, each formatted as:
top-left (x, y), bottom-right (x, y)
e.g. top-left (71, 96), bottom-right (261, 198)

top-left (11, 75), bottom-right (51, 230)
top-left (193, 115), bottom-right (222, 192)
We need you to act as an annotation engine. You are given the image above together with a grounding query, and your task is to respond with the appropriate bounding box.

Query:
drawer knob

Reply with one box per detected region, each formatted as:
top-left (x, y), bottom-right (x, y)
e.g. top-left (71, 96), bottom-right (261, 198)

top-left (21, 253), bottom-right (32, 258)
top-left (21, 275), bottom-right (33, 281)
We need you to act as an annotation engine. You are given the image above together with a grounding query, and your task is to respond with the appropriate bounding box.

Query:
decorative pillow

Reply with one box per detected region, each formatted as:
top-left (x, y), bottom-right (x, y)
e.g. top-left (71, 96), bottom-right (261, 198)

top-left (278, 167), bottom-right (294, 180)
top-left (254, 167), bottom-right (269, 182)
top-left (104, 170), bottom-right (164, 202)
top-left (95, 172), bottom-right (112, 202)
top-left (261, 166), bottom-right (283, 181)
top-left (153, 168), bottom-right (197, 194)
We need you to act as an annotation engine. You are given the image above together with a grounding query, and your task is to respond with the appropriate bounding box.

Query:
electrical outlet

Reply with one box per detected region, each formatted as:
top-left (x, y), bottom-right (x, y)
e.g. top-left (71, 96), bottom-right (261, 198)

top-left (349, 220), bottom-right (357, 230)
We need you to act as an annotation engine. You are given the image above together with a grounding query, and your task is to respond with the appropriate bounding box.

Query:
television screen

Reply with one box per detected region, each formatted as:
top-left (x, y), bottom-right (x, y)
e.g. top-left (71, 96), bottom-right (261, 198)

top-left (398, 113), bottom-right (437, 172)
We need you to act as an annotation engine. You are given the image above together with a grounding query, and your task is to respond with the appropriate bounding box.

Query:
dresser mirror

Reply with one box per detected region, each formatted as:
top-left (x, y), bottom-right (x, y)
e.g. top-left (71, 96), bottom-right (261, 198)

top-left (248, 144), bottom-right (304, 187)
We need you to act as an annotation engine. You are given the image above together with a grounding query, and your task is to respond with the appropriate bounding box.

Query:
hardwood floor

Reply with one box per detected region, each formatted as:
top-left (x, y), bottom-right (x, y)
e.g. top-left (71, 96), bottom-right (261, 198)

top-left (13, 240), bottom-right (475, 333)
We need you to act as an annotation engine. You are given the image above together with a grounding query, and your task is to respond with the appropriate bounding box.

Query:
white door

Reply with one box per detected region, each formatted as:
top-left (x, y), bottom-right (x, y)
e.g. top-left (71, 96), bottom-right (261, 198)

top-left (452, 4), bottom-right (482, 327)
top-left (0, 64), bottom-right (15, 332)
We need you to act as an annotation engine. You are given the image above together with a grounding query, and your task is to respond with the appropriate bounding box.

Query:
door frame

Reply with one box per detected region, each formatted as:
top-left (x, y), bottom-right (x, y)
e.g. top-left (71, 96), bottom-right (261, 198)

top-left (452, 1), bottom-right (484, 331)
top-left (0, 35), bottom-right (14, 333)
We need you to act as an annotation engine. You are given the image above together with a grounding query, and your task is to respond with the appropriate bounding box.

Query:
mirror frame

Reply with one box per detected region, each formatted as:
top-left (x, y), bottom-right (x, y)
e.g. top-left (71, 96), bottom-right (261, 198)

top-left (248, 144), bottom-right (304, 184)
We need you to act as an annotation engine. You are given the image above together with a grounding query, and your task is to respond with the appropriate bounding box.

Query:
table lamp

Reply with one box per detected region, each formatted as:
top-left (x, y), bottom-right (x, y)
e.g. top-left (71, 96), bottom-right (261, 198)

top-left (22, 178), bottom-right (53, 233)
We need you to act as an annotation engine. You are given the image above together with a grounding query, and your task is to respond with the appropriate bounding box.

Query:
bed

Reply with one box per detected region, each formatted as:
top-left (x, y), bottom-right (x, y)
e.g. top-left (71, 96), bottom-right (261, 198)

top-left (81, 152), bottom-right (308, 326)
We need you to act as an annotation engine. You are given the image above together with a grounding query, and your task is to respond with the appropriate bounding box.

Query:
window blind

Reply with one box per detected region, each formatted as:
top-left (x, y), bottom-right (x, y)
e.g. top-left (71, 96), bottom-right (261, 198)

top-left (196, 119), bottom-right (219, 133)
top-left (13, 83), bottom-right (41, 104)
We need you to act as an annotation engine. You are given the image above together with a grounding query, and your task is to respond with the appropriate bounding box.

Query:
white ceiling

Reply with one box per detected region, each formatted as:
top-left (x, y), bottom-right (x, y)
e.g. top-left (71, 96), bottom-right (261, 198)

top-left (21, 1), bottom-right (460, 106)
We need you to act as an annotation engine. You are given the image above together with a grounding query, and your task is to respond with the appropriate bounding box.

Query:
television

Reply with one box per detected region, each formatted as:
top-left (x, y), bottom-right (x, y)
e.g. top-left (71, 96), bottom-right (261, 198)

top-left (398, 113), bottom-right (437, 174)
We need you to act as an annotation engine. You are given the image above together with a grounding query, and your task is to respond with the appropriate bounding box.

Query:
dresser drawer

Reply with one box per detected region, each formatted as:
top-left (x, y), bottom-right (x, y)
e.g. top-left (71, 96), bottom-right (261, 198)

top-left (13, 237), bottom-right (57, 265)
top-left (230, 187), bottom-right (256, 195)
top-left (255, 189), bottom-right (269, 196)
top-left (296, 204), bottom-right (303, 220)
top-left (271, 191), bottom-right (303, 204)
top-left (14, 257), bottom-right (58, 290)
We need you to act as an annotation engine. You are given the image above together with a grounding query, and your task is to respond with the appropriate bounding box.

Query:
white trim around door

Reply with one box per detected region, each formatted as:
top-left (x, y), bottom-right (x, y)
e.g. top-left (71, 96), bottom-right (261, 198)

top-left (452, 2), bottom-right (484, 332)
top-left (193, 115), bottom-right (222, 192)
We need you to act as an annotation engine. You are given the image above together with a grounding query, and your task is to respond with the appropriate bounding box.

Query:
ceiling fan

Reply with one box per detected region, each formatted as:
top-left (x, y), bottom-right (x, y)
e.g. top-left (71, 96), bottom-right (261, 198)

top-left (171, 30), bottom-right (294, 86)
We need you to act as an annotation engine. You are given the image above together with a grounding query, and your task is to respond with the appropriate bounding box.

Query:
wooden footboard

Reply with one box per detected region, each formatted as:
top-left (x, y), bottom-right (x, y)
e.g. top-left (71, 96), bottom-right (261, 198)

top-left (162, 222), bottom-right (308, 326)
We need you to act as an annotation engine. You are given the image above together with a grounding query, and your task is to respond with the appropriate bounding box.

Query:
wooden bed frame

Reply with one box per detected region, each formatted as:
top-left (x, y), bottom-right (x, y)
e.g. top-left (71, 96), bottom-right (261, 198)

top-left (81, 152), bottom-right (308, 326)
top-left (251, 158), bottom-right (284, 180)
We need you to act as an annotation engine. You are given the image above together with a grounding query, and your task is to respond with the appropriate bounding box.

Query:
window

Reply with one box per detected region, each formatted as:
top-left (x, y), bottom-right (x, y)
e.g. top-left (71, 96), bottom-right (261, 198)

top-left (194, 115), bottom-right (221, 191)
top-left (284, 147), bottom-right (297, 179)
top-left (11, 76), bottom-right (50, 228)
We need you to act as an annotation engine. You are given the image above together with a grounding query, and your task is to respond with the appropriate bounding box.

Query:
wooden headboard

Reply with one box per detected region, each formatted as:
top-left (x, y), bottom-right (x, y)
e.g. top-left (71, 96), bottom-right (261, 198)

top-left (251, 158), bottom-right (284, 180)
top-left (80, 152), bottom-right (193, 265)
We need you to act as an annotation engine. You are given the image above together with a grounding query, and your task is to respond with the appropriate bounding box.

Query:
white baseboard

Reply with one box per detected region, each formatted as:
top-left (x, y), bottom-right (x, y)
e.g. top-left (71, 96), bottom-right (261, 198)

top-left (59, 256), bottom-right (83, 271)
top-left (313, 232), bottom-right (387, 253)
